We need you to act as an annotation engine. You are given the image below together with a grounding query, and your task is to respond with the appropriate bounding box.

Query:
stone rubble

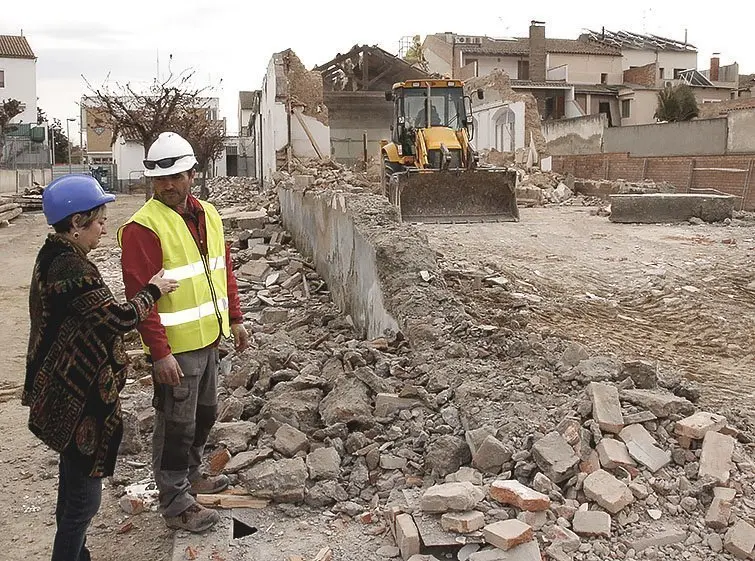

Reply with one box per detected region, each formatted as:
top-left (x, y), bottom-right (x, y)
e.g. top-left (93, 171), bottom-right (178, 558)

top-left (101, 168), bottom-right (755, 561)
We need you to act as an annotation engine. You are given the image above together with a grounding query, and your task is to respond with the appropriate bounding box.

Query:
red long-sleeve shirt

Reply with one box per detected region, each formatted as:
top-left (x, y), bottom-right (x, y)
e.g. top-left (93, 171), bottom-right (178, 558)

top-left (120, 195), bottom-right (242, 360)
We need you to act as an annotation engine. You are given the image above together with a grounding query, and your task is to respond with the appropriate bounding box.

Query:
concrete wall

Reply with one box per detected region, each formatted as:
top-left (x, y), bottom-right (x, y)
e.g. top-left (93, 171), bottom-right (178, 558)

top-left (112, 139), bottom-right (145, 181)
top-left (0, 168), bottom-right (51, 193)
top-left (326, 92), bottom-right (392, 164)
top-left (474, 56), bottom-right (520, 79)
top-left (618, 89), bottom-right (658, 126)
top-left (291, 112), bottom-right (330, 160)
top-left (623, 50), bottom-right (697, 80)
top-left (278, 184), bottom-right (399, 339)
top-left (1, 57), bottom-right (37, 125)
top-left (604, 119), bottom-right (727, 156)
top-left (548, 53), bottom-right (623, 85)
top-left (471, 100), bottom-right (526, 153)
top-left (543, 114), bottom-right (606, 155)
top-left (261, 57), bottom-right (288, 187)
top-left (727, 108), bottom-right (755, 153)
top-left (422, 35), bottom-right (453, 77)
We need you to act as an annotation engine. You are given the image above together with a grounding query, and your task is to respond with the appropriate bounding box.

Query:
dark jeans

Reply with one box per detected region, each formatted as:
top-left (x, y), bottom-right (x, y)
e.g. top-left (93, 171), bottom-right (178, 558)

top-left (52, 454), bottom-right (102, 561)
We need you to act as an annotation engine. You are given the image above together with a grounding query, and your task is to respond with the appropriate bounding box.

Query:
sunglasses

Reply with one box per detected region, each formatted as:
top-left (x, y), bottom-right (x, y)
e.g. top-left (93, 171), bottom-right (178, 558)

top-left (143, 154), bottom-right (193, 170)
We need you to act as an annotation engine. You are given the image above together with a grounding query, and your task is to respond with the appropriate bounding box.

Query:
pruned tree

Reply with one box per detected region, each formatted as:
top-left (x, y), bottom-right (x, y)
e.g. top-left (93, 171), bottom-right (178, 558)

top-left (84, 70), bottom-right (209, 198)
top-left (655, 84), bottom-right (699, 122)
top-left (0, 99), bottom-right (23, 165)
top-left (173, 108), bottom-right (226, 199)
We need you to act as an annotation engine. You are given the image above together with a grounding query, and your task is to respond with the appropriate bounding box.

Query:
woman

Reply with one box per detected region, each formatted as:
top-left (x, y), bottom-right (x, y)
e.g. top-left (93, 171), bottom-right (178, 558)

top-left (22, 174), bottom-right (178, 561)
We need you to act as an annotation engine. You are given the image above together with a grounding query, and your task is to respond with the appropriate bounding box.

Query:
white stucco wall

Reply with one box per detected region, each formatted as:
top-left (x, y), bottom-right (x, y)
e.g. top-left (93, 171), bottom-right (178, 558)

top-left (0, 57), bottom-right (37, 124)
top-left (473, 56), bottom-right (520, 79)
top-left (291, 113), bottom-right (330, 159)
top-left (260, 57), bottom-right (288, 186)
top-left (469, 100), bottom-right (526, 153)
top-left (618, 89), bottom-right (659, 126)
top-left (112, 139), bottom-right (145, 181)
top-left (549, 54), bottom-right (623, 85)
top-left (623, 50), bottom-right (697, 80)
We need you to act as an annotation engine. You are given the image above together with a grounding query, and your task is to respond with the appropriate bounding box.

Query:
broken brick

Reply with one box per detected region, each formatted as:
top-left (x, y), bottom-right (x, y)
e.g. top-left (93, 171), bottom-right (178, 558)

top-left (699, 431), bottom-right (736, 484)
top-left (489, 480), bottom-right (550, 512)
top-left (482, 520), bottom-right (534, 551)
top-left (588, 382), bottom-right (624, 434)
top-left (441, 511), bottom-right (486, 533)
top-left (675, 412), bottom-right (727, 440)
top-left (583, 469), bottom-right (634, 514)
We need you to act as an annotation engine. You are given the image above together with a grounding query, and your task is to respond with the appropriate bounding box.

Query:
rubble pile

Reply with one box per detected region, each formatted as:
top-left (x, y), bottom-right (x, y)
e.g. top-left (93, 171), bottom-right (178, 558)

top-left (0, 200), bottom-right (22, 224)
top-left (105, 162), bottom-right (755, 561)
top-left (573, 179), bottom-right (677, 200)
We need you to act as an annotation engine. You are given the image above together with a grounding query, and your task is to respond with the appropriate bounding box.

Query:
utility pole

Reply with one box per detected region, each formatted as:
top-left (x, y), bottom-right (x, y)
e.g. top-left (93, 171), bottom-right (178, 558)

top-left (66, 118), bottom-right (75, 173)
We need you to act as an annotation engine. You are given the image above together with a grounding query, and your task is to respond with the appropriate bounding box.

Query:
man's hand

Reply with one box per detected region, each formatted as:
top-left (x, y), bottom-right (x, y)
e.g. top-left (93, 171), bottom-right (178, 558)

top-left (231, 323), bottom-right (250, 353)
top-left (153, 354), bottom-right (183, 386)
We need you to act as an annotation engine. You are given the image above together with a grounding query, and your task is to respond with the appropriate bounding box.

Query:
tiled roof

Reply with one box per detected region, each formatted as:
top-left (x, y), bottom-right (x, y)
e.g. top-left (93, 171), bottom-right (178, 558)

top-left (463, 37), bottom-right (621, 57)
top-left (0, 35), bottom-right (35, 59)
top-left (510, 80), bottom-right (575, 88)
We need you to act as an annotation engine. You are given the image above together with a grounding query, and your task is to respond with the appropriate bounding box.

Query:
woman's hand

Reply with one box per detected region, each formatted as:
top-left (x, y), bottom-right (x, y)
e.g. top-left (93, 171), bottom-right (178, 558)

top-left (149, 268), bottom-right (179, 296)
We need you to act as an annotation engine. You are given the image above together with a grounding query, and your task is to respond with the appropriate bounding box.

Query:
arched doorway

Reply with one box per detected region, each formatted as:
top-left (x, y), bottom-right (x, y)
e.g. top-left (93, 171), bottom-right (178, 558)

top-left (492, 106), bottom-right (516, 153)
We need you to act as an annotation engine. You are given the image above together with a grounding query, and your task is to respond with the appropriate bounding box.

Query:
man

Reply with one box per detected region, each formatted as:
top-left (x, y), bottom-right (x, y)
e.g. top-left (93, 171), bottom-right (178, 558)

top-left (415, 102), bottom-right (442, 128)
top-left (119, 131), bottom-right (249, 533)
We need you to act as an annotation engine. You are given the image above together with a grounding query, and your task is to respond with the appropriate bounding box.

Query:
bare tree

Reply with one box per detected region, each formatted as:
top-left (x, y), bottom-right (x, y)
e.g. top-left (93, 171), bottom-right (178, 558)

top-left (83, 71), bottom-right (208, 198)
top-left (0, 99), bottom-right (23, 166)
top-left (173, 109), bottom-right (226, 199)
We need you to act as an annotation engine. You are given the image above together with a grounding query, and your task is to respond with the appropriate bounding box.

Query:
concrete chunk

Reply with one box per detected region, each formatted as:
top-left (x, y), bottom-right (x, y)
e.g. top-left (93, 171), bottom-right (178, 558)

top-left (725, 520), bottom-right (755, 560)
top-left (421, 482), bottom-right (484, 513)
top-left (699, 431), bottom-right (735, 484)
top-left (619, 424), bottom-right (671, 472)
top-left (531, 431), bottom-right (579, 483)
top-left (472, 435), bottom-right (512, 474)
top-left (395, 513), bottom-right (421, 560)
top-left (306, 447), bottom-right (340, 481)
top-left (375, 393), bottom-right (420, 417)
top-left (675, 412), bottom-right (727, 440)
top-left (632, 529), bottom-right (687, 552)
top-left (609, 193), bottom-right (736, 224)
top-left (596, 438), bottom-right (635, 469)
top-left (583, 469), bottom-right (634, 514)
top-left (489, 480), bottom-right (551, 512)
top-left (273, 424), bottom-right (308, 457)
top-left (441, 511), bottom-right (486, 533)
top-left (239, 259), bottom-right (271, 282)
top-left (588, 382), bottom-right (624, 434)
top-left (705, 496), bottom-right (733, 530)
top-left (546, 525), bottom-right (581, 553)
top-left (619, 389), bottom-right (694, 417)
top-left (483, 520), bottom-right (534, 551)
top-left (572, 510), bottom-right (611, 537)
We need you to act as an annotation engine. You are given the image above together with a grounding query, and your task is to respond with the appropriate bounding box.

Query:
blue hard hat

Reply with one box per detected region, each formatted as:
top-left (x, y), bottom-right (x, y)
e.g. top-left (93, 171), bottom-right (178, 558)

top-left (42, 174), bottom-right (116, 225)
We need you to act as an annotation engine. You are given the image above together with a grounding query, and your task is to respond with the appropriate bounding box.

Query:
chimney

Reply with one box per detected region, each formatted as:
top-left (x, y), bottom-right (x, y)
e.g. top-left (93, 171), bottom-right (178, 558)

top-left (710, 54), bottom-right (720, 82)
top-left (529, 21), bottom-right (547, 82)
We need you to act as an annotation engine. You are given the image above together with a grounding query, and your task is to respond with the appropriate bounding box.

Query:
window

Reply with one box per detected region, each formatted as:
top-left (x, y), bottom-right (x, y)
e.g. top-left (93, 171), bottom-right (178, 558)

top-left (659, 67), bottom-right (665, 79)
top-left (621, 99), bottom-right (631, 118)
top-left (517, 60), bottom-right (530, 80)
top-left (673, 68), bottom-right (685, 79)
top-left (0, 70), bottom-right (4, 88)
top-left (466, 58), bottom-right (479, 78)
top-left (600, 73), bottom-right (608, 84)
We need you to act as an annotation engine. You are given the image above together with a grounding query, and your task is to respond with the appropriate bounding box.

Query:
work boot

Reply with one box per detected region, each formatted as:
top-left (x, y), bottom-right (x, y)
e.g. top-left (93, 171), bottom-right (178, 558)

top-left (164, 503), bottom-right (220, 533)
top-left (189, 474), bottom-right (230, 495)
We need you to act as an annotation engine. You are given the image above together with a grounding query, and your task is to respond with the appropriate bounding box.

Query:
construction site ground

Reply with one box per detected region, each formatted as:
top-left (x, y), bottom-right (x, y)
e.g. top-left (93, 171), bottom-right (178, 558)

top-left (1, 194), bottom-right (755, 560)
top-left (420, 206), bottom-right (755, 413)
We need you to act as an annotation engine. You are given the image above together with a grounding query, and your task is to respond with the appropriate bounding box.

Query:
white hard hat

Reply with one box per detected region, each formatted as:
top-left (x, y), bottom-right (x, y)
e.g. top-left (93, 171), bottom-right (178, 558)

top-left (143, 132), bottom-right (198, 177)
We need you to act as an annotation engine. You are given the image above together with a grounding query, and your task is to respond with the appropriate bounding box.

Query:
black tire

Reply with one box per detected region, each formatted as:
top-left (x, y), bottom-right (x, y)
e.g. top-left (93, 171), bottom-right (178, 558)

top-left (381, 156), bottom-right (403, 199)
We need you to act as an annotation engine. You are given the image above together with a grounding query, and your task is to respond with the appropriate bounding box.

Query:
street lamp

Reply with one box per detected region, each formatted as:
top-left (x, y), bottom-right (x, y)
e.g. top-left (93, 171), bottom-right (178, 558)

top-left (66, 118), bottom-right (76, 174)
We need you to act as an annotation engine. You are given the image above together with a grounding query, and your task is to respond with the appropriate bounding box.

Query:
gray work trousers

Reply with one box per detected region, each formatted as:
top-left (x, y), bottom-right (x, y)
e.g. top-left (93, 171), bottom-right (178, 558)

top-left (152, 347), bottom-right (219, 517)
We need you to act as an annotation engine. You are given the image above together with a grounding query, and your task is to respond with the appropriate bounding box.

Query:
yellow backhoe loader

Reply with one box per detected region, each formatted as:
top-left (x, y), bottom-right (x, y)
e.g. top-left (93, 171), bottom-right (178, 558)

top-left (379, 79), bottom-right (519, 223)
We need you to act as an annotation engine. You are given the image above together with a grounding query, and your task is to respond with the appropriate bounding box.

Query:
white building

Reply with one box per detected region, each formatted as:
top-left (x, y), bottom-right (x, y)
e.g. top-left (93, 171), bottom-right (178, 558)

top-left (0, 34), bottom-right (37, 124)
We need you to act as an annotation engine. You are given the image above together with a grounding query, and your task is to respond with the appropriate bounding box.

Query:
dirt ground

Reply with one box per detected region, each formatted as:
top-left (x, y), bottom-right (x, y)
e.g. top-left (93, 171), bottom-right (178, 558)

top-left (3, 197), bottom-right (755, 560)
top-left (420, 206), bottom-right (755, 412)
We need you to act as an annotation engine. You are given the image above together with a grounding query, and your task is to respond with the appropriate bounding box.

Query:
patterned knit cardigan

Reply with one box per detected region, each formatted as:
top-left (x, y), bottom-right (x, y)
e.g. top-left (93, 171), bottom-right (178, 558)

top-left (22, 234), bottom-right (159, 478)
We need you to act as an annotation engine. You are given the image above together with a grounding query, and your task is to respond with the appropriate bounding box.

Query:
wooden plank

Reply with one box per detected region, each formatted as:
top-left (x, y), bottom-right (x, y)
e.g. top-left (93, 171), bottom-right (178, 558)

top-left (0, 203), bottom-right (20, 214)
top-left (195, 493), bottom-right (268, 510)
top-left (0, 207), bottom-right (22, 222)
top-left (293, 109), bottom-right (324, 159)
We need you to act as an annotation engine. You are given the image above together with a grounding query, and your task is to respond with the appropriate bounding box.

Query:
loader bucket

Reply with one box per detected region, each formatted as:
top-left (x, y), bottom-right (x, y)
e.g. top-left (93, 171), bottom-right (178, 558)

top-left (387, 167), bottom-right (520, 223)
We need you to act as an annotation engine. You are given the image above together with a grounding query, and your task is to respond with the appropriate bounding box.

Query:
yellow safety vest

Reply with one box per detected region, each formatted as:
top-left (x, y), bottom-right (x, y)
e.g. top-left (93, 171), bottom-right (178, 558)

top-left (118, 198), bottom-right (231, 355)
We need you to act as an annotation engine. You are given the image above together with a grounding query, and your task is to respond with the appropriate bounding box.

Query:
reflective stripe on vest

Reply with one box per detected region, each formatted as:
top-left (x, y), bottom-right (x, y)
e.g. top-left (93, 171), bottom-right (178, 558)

top-left (118, 198), bottom-right (231, 355)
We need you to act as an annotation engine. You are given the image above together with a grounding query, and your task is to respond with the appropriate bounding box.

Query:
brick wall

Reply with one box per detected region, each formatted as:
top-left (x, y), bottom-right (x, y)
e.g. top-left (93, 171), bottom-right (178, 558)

top-left (553, 153), bottom-right (755, 210)
top-left (623, 63), bottom-right (657, 88)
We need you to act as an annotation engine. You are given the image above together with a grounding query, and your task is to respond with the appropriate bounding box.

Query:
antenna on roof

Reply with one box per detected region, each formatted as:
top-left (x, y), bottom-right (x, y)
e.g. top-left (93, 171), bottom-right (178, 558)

top-left (684, 28), bottom-right (688, 45)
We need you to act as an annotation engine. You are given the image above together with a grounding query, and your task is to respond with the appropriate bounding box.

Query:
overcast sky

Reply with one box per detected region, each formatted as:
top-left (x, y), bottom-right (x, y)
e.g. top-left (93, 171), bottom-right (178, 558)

top-left (3, 0), bottom-right (753, 144)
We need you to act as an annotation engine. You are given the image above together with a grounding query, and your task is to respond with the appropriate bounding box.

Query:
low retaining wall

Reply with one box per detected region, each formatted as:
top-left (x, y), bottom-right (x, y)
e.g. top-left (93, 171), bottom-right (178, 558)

top-left (278, 179), bottom-right (463, 345)
top-left (609, 194), bottom-right (737, 224)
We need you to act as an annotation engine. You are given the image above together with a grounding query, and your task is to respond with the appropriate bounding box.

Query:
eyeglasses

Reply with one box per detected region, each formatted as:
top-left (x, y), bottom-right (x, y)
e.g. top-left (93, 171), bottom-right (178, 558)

top-left (143, 154), bottom-right (193, 170)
